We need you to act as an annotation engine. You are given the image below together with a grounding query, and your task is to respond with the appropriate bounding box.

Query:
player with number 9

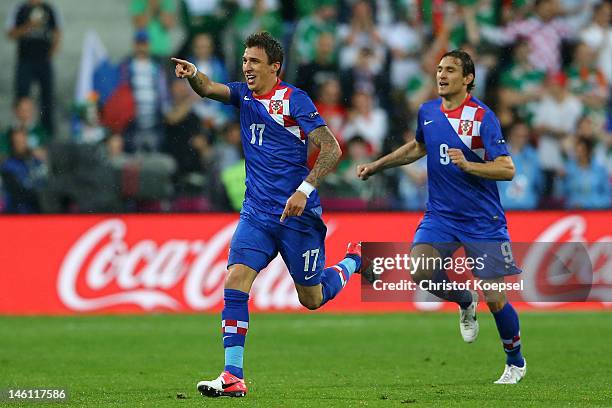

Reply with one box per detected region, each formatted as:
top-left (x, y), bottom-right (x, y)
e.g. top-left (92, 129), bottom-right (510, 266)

top-left (357, 50), bottom-right (526, 384)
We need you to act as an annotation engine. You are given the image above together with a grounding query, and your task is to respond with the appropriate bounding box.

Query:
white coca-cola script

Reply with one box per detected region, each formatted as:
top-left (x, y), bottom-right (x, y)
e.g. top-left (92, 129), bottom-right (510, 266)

top-left (522, 215), bottom-right (612, 305)
top-left (58, 219), bottom-right (306, 311)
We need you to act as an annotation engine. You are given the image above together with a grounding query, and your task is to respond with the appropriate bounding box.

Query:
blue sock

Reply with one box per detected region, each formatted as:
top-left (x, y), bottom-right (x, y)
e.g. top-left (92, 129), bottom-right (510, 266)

top-left (221, 289), bottom-right (249, 378)
top-left (492, 302), bottom-right (524, 367)
top-left (428, 269), bottom-right (473, 309)
top-left (320, 257), bottom-right (359, 306)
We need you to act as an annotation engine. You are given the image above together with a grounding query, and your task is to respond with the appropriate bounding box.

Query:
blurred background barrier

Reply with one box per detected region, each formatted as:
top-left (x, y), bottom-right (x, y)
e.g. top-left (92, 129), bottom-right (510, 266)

top-left (1, 211), bottom-right (610, 314)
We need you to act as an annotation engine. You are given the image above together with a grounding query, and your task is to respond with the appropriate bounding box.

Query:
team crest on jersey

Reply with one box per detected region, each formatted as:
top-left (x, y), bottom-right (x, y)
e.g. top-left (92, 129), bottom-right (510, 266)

top-left (459, 119), bottom-right (473, 135)
top-left (269, 99), bottom-right (284, 114)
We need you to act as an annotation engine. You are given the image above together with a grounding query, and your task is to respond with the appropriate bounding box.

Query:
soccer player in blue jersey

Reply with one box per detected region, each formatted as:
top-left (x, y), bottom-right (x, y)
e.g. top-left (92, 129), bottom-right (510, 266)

top-left (171, 32), bottom-right (362, 398)
top-left (357, 50), bottom-right (526, 384)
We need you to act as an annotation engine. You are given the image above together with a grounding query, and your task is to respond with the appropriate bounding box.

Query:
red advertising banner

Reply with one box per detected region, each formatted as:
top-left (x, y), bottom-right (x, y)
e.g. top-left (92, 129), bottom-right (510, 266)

top-left (0, 212), bottom-right (610, 314)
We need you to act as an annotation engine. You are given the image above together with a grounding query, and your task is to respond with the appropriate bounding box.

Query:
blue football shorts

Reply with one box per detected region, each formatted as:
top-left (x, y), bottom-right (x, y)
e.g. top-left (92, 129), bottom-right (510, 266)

top-left (412, 213), bottom-right (522, 279)
top-left (228, 206), bottom-right (327, 286)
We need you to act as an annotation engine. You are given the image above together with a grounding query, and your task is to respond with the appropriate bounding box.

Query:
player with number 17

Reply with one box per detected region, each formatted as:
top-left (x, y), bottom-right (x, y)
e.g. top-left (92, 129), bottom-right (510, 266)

top-left (171, 32), bottom-right (362, 398)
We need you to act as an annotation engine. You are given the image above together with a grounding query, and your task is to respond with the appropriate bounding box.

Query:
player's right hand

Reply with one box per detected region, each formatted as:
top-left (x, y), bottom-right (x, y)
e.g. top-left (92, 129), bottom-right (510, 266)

top-left (280, 191), bottom-right (307, 223)
top-left (356, 162), bottom-right (378, 181)
top-left (170, 57), bottom-right (197, 79)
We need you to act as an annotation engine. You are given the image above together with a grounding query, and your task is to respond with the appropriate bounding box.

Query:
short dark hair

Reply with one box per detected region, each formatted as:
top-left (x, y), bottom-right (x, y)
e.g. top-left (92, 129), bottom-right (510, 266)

top-left (440, 49), bottom-right (476, 92)
top-left (244, 31), bottom-right (284, 75)
top-left (576, 136), bottom-right (595, 157)
top-left (534, 0), bottom-right (552, 8)
top-left (594, 1), bottom-right (609, 13)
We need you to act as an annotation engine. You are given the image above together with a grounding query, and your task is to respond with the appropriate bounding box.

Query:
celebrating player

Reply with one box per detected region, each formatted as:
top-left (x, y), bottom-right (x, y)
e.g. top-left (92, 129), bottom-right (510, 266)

top-left (357, 50), bottom-right (526, 384)
top-left (171, 32), bottom-right (362, 398)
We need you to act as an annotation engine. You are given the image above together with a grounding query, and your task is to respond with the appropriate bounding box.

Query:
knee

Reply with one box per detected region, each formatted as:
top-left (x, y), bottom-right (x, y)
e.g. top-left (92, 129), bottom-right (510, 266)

top-left (225, 270), bottom-right (244, 288)
top-left (225, 267), bottom-right (255, 292)
top-left (298, 296), bottom-right (322, 311)
top-left (487, 300), bottom-right (506, 313)
top-left (484, 289), bottom-right (507, 313)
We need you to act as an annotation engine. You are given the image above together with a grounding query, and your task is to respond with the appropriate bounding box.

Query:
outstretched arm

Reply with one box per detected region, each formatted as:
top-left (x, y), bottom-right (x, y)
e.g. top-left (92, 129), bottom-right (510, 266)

top-left (357, 139), bottom-right (426, 181)
top-left (280, 126), bottom-right (341, 222)
top-left (170, 57), bottom-right (231, 103)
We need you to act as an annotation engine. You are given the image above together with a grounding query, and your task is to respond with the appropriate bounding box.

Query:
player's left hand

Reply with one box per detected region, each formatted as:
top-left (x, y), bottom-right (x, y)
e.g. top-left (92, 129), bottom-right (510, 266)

top-left (280, 191), bottom-right (307, 222)
top-left (448, 148), bottom-right (472, 172)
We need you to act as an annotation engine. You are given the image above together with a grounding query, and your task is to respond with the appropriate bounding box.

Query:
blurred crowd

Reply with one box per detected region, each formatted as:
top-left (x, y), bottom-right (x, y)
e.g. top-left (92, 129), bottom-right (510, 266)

top-left (1, 0), bottom-right (611, 214)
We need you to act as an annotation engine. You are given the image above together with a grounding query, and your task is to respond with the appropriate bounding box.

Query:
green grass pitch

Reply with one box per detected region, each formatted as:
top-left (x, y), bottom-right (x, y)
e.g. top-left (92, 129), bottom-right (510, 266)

top-left (1, 312), bottom-right (611, 407)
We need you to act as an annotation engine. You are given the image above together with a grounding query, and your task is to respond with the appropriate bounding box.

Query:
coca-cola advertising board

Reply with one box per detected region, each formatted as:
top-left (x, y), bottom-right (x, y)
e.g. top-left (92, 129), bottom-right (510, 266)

top-left (0, 212), bottom-right (610, 314)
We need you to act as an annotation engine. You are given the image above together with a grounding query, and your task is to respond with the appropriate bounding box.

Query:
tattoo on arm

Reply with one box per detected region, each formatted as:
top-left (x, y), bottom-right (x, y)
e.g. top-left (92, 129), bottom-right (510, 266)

top-left (188, 72), bottom-right (210, 98)
top-left (305, 126), bottom-right (341, 188)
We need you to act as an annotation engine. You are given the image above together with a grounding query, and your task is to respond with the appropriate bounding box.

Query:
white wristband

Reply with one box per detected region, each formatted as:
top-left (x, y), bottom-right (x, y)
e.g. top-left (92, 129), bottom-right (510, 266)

top-left (297, 181), bottom-right (315, 198)
top-left (190, 64), bottom-right (198, 78)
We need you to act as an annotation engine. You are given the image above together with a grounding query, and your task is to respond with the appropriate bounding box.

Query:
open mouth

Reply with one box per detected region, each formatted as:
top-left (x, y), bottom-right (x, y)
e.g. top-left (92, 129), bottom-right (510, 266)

top-left (438, 81), bottom-right (449, 89)
top-left (245, 74), bottom-right (256, 85)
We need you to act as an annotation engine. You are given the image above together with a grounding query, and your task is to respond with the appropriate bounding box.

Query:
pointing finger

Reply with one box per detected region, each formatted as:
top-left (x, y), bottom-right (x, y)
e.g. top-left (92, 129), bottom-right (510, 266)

top-left (280, 207), bottom-right (288, 222)
top-left (170, 57), bottom-right (188, 65)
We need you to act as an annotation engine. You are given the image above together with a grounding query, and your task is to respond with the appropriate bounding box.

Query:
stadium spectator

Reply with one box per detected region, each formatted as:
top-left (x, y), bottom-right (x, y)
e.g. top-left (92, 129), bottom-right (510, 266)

top-left (574, 115), bottom-right (610, 165)
top-left (228, 0), bottom-right (282, 76)
top-left (1, 128), bottom-right (47, 213)
top-left (292, 0), bottom-right (337, 65)
top-left (566, 42), bottom-right (609, 131)
top-left (72, 95), bottom-right (108, 144)
top-left (342, 89), bottom-right (388, 154)
top-left (564, 137), bottom-right (611, 209)
top-left (176, 0), bottom-right (233, 59)
top-left (215, 121), bottom-right (242, 174)
top-left (130, 0), bottom-right (176, 58)
top-left (119, 30), bottom-right (169, 153)
top-left (337, 0), bottom-right (386, 73)
top-left (402, 22), bottom-right (451, 116)
top-left (500, 0), bottom-right (532, 24)
top-left (162, 79), bottom-right (212, 197)
top-left (314, 78), bottom-right (346, 145)
top-left (457, 43), bottom-right (494, 101)
top-left (403, 59), bottom-right (438, 117)
top-left (209, 121), bottom-right (244, 211)
top-left (6, 0), bottom-right (62, 136)
top-left (580, 1), bottom-right (612, 83)
top-left (295, 32), bottom-right (339, 97)
top-left (104, 133), bottom-right (130, 170)
top-left (1, 97), bottom-right (48, 160)
top-left (320, 135), bottom-right (374, 203)
top-left (221, 159), bottom-right (246, 211)
top-left (381, 5), bottom-right (423, 91)
top-left (188, 32), bottom-right (231, 129)
top-left (498, 121), bottom-right (543, 210)
top-left (480, 0), bottom-right (585, 73)
top-left (340, 47), bottom-right (391, 109)
top-left (533, 72), bottom-right (583, 201)
top-left (498, 38), bottom-right (547, 126)
top-left (604, 122), bottom-right (612, 179)
top-left (445, 1), bottom-right (485, 49)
